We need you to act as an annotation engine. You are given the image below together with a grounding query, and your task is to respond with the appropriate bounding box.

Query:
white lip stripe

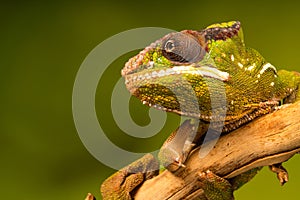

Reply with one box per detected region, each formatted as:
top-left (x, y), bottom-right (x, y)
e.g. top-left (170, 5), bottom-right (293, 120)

top-left (172, 66), bottom-right (229, 81)
top-left (126, 65), bottom-right (230, 82)
top-left (260, 63), bottom-right (277, 75)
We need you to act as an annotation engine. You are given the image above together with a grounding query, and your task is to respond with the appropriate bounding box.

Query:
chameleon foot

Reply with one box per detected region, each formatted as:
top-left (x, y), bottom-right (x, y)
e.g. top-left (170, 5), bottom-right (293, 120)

top-left (198, 170), bottom-right (234, 200)
top-left (100, 154), bottom-right (159, 200)
top-left (269, 163), bottom-right (289, 185)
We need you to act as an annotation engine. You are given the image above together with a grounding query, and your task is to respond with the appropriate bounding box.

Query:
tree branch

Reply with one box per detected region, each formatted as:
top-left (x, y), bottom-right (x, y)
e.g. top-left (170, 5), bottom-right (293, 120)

top-left (134, 101), bottom-right (300, 200)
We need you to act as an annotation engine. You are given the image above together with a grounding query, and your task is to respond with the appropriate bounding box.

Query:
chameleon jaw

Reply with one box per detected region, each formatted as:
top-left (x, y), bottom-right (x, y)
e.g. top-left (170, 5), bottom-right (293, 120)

top-left (123, 63), bottom-right (231, 120)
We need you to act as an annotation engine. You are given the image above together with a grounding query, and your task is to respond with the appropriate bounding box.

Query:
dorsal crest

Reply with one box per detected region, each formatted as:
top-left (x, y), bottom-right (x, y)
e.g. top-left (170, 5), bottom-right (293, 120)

top-left (200, 21), bottom-right (243, 43)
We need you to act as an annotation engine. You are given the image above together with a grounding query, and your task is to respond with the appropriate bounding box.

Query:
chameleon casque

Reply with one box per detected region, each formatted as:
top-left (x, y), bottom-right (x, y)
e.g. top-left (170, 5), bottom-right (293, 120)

top-left (99, 21), bottom-right (300, 200)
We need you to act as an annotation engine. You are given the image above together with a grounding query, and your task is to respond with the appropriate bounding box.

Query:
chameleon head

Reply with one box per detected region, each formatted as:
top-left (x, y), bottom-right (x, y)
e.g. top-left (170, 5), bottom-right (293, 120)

top-left (121, 26), bottom-right (233, 119)
top-left (121, 21), bottom-right (291, 122)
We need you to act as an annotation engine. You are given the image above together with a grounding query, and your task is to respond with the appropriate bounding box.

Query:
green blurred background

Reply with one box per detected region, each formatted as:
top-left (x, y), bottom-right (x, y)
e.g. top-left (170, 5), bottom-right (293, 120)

top-left (1, 1), bottom-right (299, 199)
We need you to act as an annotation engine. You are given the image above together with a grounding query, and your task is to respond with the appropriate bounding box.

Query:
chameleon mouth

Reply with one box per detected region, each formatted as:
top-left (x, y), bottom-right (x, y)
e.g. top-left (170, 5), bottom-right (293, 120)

top-left (124, 64), bottom-right (230, 85)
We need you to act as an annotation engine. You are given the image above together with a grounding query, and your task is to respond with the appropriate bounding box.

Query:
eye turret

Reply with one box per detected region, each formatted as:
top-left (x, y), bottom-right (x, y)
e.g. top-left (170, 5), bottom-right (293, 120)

top-left (162, 32), bottom-right (205, 63)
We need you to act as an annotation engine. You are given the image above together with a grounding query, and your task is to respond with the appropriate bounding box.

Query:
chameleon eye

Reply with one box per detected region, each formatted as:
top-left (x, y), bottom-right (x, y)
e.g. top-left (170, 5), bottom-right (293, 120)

top-left (164, 40), bottom-right (175, 52)
top-left (162, 32), bottom-right (205, 63)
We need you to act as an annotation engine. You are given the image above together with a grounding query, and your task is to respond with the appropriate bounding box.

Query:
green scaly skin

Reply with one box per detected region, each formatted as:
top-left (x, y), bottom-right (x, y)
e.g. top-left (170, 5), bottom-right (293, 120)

top-left (100, 21), bottom-right (300, 200)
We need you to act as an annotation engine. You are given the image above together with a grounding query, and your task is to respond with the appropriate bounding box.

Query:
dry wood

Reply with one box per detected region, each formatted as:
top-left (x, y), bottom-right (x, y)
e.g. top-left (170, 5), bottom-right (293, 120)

top-left (134, 101), bottom-right (300, 200)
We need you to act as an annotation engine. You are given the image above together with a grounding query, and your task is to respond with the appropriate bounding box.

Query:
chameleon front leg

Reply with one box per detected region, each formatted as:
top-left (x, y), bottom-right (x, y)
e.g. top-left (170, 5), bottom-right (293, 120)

top-left (158, 119), bottom-right (209, 171)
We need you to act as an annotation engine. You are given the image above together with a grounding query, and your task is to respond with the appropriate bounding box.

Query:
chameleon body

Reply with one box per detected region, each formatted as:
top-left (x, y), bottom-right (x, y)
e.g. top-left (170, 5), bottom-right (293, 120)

top-left (122, 21), bottom-right (300, 168)
top-left (101, 21), bottom-right (300, 200)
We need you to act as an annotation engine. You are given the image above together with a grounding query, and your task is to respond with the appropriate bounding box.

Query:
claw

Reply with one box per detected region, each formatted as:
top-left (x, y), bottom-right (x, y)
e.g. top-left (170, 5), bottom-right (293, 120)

top-left (85, 193), bottom-right (96, 200)
top-left (164, 154), bottom-right (186, 171)
top-left (179, 163), bottom-right (186, 168)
